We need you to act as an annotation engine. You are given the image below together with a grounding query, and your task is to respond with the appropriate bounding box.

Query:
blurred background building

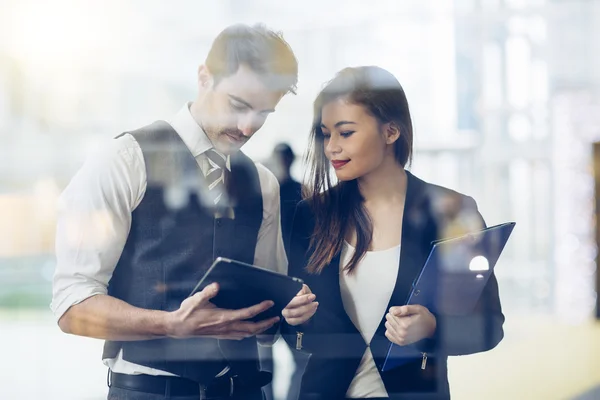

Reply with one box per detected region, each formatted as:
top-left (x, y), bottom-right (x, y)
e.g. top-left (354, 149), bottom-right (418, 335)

top-left (0, 0), bottom-right (599, 399)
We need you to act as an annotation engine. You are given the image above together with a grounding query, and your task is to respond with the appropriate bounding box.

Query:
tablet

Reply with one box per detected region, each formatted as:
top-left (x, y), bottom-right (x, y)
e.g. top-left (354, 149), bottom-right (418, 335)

top-left (189, 257), bottom-right (304, 322)
top-left (381, 222), bottom-right (515, 372)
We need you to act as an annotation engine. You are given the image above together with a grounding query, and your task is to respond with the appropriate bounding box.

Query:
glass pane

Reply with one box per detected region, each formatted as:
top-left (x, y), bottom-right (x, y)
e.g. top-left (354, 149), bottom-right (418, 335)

top-left (482, 42), bottom-right (503, 109)
top-left (509, 113), bottom-right (532, 142)
top-left (506, 36), bottom-right (531, 109)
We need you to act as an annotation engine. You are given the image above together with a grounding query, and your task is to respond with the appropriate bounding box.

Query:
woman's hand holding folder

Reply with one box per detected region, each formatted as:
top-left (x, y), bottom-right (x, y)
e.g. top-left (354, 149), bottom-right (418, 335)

top-left (384, 305), bottom-right (437, 346)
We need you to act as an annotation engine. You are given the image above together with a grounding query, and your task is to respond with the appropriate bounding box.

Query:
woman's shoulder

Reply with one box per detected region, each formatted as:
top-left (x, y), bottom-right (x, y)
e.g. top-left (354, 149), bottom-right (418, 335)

top-left (408, 171), bottom-right (479, 209)
top-left (407, 171), bottom-right (484, 232)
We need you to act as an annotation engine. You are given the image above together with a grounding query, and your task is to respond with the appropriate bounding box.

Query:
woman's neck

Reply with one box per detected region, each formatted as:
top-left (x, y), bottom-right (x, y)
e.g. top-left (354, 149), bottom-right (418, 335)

top-left (357, 157), bottom-right (407, 205)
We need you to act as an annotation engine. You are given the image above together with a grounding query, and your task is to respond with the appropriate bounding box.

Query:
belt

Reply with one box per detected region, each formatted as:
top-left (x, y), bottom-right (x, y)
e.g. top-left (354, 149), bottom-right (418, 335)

top-left (109, 370), bottom-right (271, 399)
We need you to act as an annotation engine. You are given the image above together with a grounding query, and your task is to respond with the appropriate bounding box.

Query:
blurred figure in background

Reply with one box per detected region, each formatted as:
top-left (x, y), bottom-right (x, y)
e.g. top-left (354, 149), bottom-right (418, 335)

top-left (270, 143), bottom-right (303, 242)
top-left (261, 143), bottom-right (309, 400)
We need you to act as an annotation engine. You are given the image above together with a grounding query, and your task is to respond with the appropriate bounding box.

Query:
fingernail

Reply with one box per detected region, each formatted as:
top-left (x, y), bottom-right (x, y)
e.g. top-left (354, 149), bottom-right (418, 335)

top-left (309, 294), bottom-right (316, 301)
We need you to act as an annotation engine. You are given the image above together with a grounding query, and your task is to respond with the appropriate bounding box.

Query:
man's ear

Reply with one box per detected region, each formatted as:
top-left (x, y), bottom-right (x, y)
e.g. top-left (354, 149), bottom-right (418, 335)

top-left (385, 122), bottom-right (401, 145)
top-left (197, 64), bottom-right (213, 89)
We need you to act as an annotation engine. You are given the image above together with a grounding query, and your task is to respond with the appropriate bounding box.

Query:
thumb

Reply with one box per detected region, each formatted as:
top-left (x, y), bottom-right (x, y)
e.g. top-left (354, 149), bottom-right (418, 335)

top-left (195, 283), bottom-right (219, 304)
top-left (297, 284), bottom-right (311, 296)
top-left (390, 305), bottom-right (415, 317)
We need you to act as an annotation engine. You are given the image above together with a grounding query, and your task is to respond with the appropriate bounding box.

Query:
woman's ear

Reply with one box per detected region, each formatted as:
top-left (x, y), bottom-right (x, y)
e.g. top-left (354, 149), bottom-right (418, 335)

top-left (385, 122), bottom-right (401, 145)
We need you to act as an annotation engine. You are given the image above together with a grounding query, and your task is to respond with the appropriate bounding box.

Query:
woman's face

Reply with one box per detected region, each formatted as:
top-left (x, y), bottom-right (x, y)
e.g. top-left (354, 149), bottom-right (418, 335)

top-left (320, 97), bottom-right (395, 182)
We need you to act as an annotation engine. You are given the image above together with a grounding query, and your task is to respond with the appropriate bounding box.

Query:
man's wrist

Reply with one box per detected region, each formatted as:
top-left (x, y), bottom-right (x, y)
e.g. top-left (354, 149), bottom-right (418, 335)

top-left (159, 310), bottom-right (178, 338)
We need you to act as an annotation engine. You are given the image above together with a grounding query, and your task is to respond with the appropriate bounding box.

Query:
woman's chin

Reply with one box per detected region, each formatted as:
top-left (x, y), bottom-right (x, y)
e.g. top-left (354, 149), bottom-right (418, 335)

top-left (334, 170), bottom-right (358, 182)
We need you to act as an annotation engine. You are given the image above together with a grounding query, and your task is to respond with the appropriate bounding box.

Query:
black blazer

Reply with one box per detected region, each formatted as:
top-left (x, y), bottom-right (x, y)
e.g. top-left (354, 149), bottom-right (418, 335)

top-left (282, 171), bottom-right (504, 400)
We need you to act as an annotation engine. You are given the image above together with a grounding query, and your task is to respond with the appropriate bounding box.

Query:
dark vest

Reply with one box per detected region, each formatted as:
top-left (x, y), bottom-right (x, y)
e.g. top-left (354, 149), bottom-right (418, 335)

top-left (102, 121), bottom-right (264, 384)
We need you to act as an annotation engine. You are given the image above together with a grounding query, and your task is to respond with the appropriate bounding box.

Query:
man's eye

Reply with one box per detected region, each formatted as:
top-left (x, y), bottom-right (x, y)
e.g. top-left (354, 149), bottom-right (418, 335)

top-left (230, 102), bottom-right (246, 111)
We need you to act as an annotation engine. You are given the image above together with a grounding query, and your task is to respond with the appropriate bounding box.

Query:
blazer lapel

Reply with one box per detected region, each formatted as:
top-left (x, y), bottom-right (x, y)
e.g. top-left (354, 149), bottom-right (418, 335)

top-left (371, 171), bottom-right (436, 369)
top-left (321, 253), bottom-right (360, 334)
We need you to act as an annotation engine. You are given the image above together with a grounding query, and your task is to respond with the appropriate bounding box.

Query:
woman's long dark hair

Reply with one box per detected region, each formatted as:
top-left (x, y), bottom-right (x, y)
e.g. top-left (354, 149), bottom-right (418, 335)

top-left (305, 66), bottom-right (414, 275)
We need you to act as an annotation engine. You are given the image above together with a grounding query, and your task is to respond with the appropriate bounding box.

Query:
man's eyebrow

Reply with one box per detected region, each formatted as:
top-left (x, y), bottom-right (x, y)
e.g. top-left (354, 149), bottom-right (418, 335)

top-left (229, 94), bottom-right (275, 113)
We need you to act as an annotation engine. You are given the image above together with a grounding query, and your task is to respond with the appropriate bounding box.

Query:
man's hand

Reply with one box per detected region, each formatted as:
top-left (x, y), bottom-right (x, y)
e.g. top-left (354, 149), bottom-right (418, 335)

top-left (384, 305), bottom-right (436, 346)
top-left (167, 283), bottom-right (279, 340)
top-left (282, 284), bottom-right (318, 326)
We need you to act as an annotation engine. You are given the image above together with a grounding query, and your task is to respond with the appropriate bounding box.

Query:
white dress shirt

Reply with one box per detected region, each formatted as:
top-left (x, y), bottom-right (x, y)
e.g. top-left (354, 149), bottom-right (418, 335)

top-left (51, 103), bottom-right (288, 376)
top-left (339, 242), bottom-right (400, 398)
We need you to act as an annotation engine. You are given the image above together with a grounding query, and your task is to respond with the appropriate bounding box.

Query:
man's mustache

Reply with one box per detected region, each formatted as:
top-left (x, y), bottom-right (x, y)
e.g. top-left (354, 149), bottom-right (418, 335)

top-left (222, 130), bottom-right (246, 141)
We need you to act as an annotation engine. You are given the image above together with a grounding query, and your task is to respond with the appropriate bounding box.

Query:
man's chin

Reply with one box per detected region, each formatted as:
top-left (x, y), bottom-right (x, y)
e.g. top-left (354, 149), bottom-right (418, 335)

top-left (213, 142), bottom-right (243, 156)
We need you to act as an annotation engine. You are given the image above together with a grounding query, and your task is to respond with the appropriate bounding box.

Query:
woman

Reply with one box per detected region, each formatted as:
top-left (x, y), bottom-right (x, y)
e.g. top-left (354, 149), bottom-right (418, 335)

top-left (280, 66), bottom-right (504, 399)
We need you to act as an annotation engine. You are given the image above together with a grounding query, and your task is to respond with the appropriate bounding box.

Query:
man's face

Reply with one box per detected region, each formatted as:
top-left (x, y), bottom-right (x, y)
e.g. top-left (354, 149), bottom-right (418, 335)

top-left (198, 64), bottom-right (284, 155)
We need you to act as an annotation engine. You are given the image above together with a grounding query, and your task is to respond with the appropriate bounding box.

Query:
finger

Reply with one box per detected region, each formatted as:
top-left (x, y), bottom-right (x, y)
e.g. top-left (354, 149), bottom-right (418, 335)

top-left (387, 326), bottom-right (406, 346)
top-left (285, 303), bottom-right (318, 326)
top-left (385, 313), bottom-right (402, 332)
top-left (385, 319), bottom-right (407, 341)
top-left (232, 317), bottom-right (280, 336)
top-left (296, 284), bottom-right (312, 296)
top-left (282, 301), bottom-right (318, 319)
top-left (388, 312), bottom-right (413, 330)
top-left (285, 293), bottom-right (316, 308)
top-left (404, 305), bottom-right (424, 315)
top-left (227, 316), bottom-right (279, 336)
top-left (251, 316), bottom-right (281, 335)
top-left (216, 332), bottom-right (251, 341)
top-left (286, 313), bottom-right (315, 326)
top-left (228, 300), bottom-right (275, 321)
top-left (194, 283), bottom-right (219, 304)
top-left (390, 305), bottom-right (421, 317)
top-left (385, 329), bottom-right (404, 345)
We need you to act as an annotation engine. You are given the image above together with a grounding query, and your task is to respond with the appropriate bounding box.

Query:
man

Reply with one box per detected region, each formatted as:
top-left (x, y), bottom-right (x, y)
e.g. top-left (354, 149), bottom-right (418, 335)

top-left (51, 24), bottom-right (313, 400)
top-left (269, 143), bottom-right (303, 243)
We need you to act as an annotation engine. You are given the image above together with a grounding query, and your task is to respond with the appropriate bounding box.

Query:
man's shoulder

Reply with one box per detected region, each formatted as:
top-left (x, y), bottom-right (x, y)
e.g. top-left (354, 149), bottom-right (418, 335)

top-left (252, 163), bottom-right (281, 213)
top-left (254, 162), bottom-right (280, 192)
top-left (88, 133), bottom-right (142, 170)
top-left (122, 121), bottom-right (174, 139)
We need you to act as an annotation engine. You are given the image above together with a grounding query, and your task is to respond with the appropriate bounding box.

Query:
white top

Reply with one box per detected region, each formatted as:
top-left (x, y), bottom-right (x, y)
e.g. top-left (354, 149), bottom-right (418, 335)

top-left (339, 242), bottom-right (401, 398)
top-left (51, 103), bottom-right (288, 376)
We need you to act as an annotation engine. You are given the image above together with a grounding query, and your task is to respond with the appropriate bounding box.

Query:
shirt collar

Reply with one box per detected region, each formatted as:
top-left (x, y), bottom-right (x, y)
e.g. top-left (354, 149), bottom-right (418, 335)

top-left (168, 102), bottom-right (215, 158)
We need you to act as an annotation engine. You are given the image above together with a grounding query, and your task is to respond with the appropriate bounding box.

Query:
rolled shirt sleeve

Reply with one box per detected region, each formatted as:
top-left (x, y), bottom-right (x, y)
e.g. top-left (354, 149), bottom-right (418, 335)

top-left (50, 134), bottom-right (146, 321)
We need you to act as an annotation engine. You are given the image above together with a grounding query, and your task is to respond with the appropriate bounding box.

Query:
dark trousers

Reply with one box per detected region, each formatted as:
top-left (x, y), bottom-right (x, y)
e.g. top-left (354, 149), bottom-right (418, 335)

top-left (108, 386), bottom-right (200, 400)
top-left (108, 385), bottom-right (264, 400)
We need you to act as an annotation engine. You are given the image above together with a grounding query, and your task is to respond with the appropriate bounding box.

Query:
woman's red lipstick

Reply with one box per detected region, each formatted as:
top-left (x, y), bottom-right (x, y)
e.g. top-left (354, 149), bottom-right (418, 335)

top-left (331, 160), bottom-right (349, 169)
